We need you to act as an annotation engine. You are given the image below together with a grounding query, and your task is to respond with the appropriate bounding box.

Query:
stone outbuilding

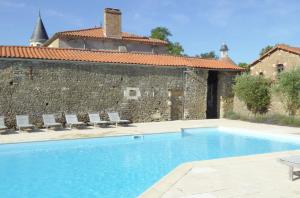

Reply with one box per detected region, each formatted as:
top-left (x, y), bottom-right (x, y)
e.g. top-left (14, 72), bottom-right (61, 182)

top-left (250, 44), bottom-right (300, 80)
top-left (234, 44), bottom-right (300, 116)
top-left (0, 46), bottom-right (242, 126)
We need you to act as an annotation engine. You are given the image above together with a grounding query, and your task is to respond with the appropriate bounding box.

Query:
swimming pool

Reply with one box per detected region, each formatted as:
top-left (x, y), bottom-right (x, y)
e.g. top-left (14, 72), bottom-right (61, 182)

top-left (1, 127), bottom-right (300, 198)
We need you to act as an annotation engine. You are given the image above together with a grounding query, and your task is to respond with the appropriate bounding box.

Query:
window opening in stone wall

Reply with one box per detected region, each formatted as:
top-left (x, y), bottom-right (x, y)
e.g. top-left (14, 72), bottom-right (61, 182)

top-left (276, 64), bottom-right (284, 74)
top-left (129, 90), bottom-right (137, 97)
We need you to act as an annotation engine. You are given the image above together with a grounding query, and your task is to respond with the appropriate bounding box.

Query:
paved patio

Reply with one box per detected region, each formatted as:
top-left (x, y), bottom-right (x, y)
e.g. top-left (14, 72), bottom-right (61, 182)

top-left (1, 119), bottom-right (300, 197)
top-left (140, 150), bottom-right (300, 198)
top-left (1, 119), bottom-right (300, 144)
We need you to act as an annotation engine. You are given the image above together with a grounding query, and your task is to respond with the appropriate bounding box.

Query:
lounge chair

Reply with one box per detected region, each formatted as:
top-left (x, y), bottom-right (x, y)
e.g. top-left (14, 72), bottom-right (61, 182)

top-left (42, 114), bottom-right (62, 130)
top-left (107, 112), bottom-right (130, 127)
top-left (88, 113), bottom-right (109, 127)
top-left (279, 155), bottom-right (300, 181)
top-left (65, 114), bottom-right (85, 129)
top-left (16, 115), bottom-right (35, 132)
top-left (0, 116), bottom-right (8, 133)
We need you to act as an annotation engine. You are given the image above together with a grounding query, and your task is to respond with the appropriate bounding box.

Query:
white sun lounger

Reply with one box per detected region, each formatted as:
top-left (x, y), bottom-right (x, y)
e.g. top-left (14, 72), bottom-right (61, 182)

top-left (279, 155), bottom-right (300, 181)
top-left (65, 114), bottom-right (85, 129)
top-left (42, 114), bottom-right (62, 130)
top-left (107, 112), bottom-right (130, 127)
top-left (88, 113), bottom-right (109, 127)
top-left (0, 116), bottom-right (8, 133)
top-left (16, 115), bottom-right (35, 132)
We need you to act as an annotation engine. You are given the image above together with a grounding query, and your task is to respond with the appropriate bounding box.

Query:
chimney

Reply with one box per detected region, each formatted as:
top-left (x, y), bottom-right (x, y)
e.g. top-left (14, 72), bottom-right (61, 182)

top-left (103, 8), bottom-right (122, 39)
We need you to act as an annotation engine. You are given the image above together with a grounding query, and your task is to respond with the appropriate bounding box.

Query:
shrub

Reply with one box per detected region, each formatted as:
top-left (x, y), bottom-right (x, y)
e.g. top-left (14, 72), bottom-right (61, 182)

top-left (233, 73), bottom-right (271, 115)
top-left (274, 68), bottom-right (300, 116)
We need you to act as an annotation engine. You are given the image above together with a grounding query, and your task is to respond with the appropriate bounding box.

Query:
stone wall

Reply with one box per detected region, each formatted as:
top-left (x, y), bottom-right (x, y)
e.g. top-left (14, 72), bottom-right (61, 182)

top-left (250, 50), bottom-right (300, 80)
top-left (56, 38), bottom-right (168, 54)
top-left (233, 94), bottom-right (300, 117)
top-left (218, 72), bottom-right (236, 118)
top-left (0, 59), bottom-right (209, 128)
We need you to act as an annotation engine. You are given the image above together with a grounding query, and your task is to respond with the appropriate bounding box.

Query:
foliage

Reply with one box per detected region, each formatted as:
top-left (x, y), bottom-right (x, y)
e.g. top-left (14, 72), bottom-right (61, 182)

top-left (273, 68), bottom-right (300, 116)
top-left (238, 62), bottom-right (249, 72)
top-left (238, 62), bottom-right (248, 69)
top-left (150, 27), bottom-right (184, 55)
top-left (150, 27), bottom-right (172, 42)
top-left (196, 51), bottom-right (219, 59)
top-left (167, 42), bottom-right (184, 56)
top-left (233, 73), bottom-right (271, 115)
top-left (225, 111), bottom-right (300, 127)
top-left (259, 45), bottom-right (273, 56)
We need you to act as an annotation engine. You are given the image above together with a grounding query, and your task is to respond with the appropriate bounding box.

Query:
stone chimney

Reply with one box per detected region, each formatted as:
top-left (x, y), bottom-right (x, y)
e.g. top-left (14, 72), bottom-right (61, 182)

top-left (103, 8), bottom-right (122, 39)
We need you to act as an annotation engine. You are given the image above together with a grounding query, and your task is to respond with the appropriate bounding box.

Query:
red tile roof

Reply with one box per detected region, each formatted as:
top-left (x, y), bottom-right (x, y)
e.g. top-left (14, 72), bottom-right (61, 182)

top-left (44, 27), bottom-right (168, 46)
top-left (0, 46), bottom-right (243, 71)
top-left (250, 44), bottom-right (300, 66)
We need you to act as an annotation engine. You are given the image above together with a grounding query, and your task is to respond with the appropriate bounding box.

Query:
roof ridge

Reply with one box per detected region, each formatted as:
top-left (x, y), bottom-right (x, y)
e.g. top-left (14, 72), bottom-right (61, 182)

top-left (57, 27), bottom-right (102, 34)
top-left (250, 43), bottom-right (300, 67)
top-left (0, 45), bottom-right (243, 70)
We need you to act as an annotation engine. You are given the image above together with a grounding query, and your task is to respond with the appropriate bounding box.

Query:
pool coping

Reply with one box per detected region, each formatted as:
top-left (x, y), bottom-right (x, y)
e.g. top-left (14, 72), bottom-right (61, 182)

top-left (138, 150), bottom-right (300, 198)
top-left (138, 122), bottom-right (300, 198)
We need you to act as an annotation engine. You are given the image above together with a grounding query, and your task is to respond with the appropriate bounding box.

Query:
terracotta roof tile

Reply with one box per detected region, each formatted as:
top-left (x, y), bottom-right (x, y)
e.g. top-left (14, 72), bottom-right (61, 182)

top-left (44, 27), bottom-right (168, 46)
top-left (0, 46), bottom-right (243, 71)
top-left (250, 44), bottom-right (300, 67)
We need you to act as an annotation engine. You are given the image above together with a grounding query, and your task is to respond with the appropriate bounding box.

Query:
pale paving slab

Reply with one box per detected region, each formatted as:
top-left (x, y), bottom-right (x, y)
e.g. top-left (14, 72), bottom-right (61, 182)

top-left (1, 119), bottom-right (300, 144)
top-left (140, 150), bottom-right (300, 198)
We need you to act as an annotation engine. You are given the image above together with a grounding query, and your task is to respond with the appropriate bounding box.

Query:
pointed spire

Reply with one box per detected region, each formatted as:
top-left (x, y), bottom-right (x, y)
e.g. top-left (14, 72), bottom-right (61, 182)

top-left (30, 11), bottom-right (49, 46)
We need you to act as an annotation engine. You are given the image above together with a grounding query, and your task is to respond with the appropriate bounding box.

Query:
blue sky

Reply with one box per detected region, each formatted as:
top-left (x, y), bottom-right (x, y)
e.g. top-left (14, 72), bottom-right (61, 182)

top-left (1, 0), bottom-right (300, 63)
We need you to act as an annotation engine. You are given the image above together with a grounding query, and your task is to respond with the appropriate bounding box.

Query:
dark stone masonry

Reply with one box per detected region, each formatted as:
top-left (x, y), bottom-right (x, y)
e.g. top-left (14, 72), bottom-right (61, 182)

top-left (0, 59), bottom-right (229, 128)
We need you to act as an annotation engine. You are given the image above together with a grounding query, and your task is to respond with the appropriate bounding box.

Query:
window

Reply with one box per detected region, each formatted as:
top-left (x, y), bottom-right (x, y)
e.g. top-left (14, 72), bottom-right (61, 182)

top-left (129, 90), bottom-right (137, 97)
top-left (277, 64), bottom-right (284, 74)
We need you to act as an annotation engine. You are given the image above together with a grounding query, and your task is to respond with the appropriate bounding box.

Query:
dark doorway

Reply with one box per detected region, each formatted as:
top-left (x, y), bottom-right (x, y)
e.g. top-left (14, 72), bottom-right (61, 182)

top-left (170, 89), bottom-right (184, 120)
top-left (206, 71), bottom-right (218, 119)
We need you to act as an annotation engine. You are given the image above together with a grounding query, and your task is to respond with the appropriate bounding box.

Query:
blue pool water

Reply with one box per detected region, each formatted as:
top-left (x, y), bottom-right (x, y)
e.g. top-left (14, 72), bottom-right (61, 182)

top-left (1, 128), bottom-right (300, 198)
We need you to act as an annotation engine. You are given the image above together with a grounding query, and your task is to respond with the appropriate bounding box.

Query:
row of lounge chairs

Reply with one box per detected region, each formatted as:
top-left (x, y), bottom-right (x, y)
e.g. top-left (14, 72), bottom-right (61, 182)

top-left (0, 112), bottom-right (130, 132)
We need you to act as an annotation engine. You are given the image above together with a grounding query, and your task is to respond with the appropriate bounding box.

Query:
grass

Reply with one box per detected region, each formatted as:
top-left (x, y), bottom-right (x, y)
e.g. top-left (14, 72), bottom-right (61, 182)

top-left (224, 111), bottom-right (300, 127)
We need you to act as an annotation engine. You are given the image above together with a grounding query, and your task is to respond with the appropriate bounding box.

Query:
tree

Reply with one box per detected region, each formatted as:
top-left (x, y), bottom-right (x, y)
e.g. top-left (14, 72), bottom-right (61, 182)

top-left (167, 42), bottom-right (184, 56)
top-left (196, 51), bottom-right (218, 59)
top-left (238, 62), bottom-right (249, 72)
top-left (238, 63), bottom-right (248, 68)
top-left (150, 27), bottom-right (184, 55)
top-left (274, 68), bottom-right (300, 116)
top-left (150, 27), bottom-right (172, 42)
top-left (233, 73), bottom-right (271, 115)
top-left (260, 45), bottom-right (273, 56)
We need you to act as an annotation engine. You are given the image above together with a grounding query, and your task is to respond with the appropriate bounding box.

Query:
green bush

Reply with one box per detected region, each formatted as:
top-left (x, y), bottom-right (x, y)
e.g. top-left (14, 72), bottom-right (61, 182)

top-left (274, 68), bottom-right (300, 116)
top-left (233, 73), bottom-right (271, 115)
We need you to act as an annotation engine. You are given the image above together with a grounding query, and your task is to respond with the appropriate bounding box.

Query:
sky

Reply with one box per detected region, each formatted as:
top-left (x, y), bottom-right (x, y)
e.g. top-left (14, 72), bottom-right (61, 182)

top-left (1, 0), bottom-right (300, 63)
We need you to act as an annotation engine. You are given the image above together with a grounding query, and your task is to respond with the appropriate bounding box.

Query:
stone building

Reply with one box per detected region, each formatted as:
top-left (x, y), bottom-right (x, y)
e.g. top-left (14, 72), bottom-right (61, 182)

top-left (0, 8), bottom-right (243, 127)
top-left (250, 44), bottom-right (300, 80)
top-left (234, 44), bottom-right (300, 116)
top-left (31, 8), bottom-right (168, 54)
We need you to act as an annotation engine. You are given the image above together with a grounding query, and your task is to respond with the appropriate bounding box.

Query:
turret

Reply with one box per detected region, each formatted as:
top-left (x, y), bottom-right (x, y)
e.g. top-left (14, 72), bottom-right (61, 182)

top-left (220, 43), bottom-right (229, 58)
top-left (29, 12), bottom-right (49, 46)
